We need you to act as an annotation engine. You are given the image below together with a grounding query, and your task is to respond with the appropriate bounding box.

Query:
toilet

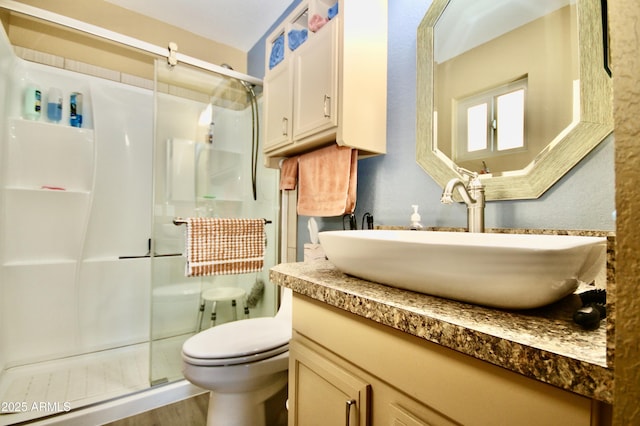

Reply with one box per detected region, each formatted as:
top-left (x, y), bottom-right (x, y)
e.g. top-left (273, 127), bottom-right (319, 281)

top-left (182, 287), bottom-right (292, 426)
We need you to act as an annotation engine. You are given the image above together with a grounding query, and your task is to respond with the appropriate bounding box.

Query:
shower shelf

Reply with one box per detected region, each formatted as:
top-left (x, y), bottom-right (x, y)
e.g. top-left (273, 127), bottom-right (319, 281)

top-left (6, 118), bottom-right (94, 192)
top-left (196, 148), bottom-right (242, 202)
top-left (5, 185), bottom-right (91, 194)
top-left (12, 116), bottom-right (94, 131)
top-left (9, 117), bottom-right (94, 134)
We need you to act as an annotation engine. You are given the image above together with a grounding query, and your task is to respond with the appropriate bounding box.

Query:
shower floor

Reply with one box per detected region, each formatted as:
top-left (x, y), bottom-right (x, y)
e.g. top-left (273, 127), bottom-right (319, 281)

top-left (0, 335), bottom-right (188, 425)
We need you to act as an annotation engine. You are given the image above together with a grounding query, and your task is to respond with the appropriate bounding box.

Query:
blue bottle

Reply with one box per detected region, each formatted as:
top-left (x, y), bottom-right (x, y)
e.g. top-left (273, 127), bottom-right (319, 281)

top-left (47, 87), bottom-right (63, 123)
top-left (70, 92), bottom-right (83, 128)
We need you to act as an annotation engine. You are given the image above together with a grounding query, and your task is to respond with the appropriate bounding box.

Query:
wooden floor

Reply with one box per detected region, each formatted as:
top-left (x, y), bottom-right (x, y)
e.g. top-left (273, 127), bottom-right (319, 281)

top-left (104, 393), bottom-right (208, 426)
top-left (104, 387), bottom-right (288, 425)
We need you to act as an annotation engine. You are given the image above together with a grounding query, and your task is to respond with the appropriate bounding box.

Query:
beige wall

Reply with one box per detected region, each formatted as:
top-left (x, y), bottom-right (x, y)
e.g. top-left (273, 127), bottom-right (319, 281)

top-left (1, 0), bottom-right (247, 80)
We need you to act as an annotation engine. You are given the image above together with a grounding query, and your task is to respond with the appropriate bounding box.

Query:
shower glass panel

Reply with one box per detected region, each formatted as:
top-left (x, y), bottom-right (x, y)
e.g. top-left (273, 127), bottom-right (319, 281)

top-left (150, 59), bottom-right (279, 385)
top-left (0, 16), bottom-right (275, 421)
top-left (0, 24), bottom-right (154, 424)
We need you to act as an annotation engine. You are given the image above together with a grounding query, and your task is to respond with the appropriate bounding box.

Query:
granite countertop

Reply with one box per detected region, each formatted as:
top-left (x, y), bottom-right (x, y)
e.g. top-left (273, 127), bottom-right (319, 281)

top-left (270, 259), bottom-right (613, 404)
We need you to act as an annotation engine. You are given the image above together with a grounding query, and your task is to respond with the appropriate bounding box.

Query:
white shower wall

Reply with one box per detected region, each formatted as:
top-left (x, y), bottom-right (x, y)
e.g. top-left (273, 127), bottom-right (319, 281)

top-left (0, 58), bottom-right (154, 368)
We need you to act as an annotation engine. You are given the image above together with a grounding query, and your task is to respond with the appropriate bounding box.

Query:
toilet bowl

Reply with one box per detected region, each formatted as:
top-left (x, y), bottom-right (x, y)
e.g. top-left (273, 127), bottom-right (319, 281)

top-left (182, 287), bottom-right (292, 426)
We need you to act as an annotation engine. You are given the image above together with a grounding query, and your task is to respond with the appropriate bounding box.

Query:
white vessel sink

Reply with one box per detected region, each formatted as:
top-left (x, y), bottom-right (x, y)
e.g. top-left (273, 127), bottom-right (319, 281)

top-left (318, 230), bottom-right (606, 309)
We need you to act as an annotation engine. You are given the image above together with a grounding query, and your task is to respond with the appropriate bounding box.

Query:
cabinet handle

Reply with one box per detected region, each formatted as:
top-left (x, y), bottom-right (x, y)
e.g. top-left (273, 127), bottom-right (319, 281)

top-left (281, 117), bottom-right (288, 136)
top-left (345, 399), bottom-right (356, 426)
top-left (324, 95), bottom-right (331, 118)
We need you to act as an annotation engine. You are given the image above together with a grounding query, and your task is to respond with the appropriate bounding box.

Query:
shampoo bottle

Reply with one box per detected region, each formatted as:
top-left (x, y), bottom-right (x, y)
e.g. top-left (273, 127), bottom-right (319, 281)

top-left (23, 85), bottom-right (42, 120)
top-left (47, 87), bottom-right (63, 123)
top-left (70, 92), bottom-right (83, 127)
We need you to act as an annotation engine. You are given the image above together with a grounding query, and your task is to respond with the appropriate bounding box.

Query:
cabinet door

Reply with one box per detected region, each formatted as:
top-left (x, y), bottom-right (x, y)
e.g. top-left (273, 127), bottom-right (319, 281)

top-left (264, 60), bottom-right (293, 152)
top-left (289, 339), bottom-right (370, 426)
top-left (388, 403), bottom-right (461, 426)
top-left (293, 17), bottom-right (339, 141)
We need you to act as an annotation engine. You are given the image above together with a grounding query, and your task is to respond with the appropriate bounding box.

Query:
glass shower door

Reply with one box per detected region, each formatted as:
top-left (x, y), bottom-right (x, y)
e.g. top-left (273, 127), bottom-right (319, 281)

top-left (150, 59), bottom-right (280, 385)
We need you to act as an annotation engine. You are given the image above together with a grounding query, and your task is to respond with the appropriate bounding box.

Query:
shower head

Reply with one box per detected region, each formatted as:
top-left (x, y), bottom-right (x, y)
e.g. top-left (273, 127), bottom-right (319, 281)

top-left (221, 63), bottom-right (255, 94)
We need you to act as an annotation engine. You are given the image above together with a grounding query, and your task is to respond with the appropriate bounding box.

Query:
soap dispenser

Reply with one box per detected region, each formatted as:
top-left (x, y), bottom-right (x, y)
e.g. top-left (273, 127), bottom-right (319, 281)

top-left (410, 205), bottom-right (423, 230)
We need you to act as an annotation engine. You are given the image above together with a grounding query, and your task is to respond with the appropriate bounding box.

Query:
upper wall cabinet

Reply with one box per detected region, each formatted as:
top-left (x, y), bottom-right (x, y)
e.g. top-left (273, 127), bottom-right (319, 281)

top-left (263, 0), bottom-right (388, 168)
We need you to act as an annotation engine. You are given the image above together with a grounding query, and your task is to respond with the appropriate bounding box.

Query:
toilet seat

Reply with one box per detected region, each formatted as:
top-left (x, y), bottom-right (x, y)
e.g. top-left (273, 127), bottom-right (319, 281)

top-left (182, 317), bottom-right (291, 366)
top-left (183, 343), bottom-right (288, 366)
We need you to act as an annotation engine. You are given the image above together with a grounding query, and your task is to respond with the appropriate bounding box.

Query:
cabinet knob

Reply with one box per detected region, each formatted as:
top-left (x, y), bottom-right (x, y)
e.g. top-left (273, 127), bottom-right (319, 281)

top-left (281, 117), bottom-right (288, 136)
top-left (345, 399), bottom-right (356, 425)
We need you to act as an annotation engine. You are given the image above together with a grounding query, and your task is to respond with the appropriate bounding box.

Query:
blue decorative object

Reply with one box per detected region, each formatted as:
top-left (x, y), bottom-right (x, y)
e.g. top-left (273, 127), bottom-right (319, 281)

top-left (328, 2), bottom-right (338, 19)
top-left (269, 34), bottom-right (285, 69)
top-left (288, 29), bottom-right (308, 51)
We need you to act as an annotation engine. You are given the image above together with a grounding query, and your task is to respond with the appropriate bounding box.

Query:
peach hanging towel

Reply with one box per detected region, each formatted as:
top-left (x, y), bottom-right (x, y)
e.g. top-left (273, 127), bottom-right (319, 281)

top-left (297, 144), bottom-right (357, 216)
top-left (279, 155), bottom-right (299, 190)
top-left (184, 218), bottom-right (265, 277)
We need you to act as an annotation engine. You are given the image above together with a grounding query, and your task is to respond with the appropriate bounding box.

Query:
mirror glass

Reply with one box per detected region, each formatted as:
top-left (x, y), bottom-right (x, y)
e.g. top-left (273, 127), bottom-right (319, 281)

top-left (416, 0), bottom-right (613, 200)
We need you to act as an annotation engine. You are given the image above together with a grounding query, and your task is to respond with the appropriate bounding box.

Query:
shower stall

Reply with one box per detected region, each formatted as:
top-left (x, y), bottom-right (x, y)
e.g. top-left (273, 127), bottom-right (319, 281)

top-left (0, 7), bottom-right (280, 425)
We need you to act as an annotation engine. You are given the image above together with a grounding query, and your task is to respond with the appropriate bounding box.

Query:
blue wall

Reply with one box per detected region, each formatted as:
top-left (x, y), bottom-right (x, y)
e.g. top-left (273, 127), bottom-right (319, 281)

top-left (249, 0), bottom-right (616, 258)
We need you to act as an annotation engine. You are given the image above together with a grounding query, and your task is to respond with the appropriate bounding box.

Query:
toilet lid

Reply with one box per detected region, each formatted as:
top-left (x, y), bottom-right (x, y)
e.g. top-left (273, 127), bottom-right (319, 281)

top-left (182, 317), bottom-right (291, 366)
top-left (182, 343), bottom-right (288, 366)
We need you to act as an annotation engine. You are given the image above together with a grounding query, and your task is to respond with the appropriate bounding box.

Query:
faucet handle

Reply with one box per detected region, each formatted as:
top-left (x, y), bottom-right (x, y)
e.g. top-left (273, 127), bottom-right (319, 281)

top-left (456, 167), bottom-right (484, 189)
top-left (455, 167), bottom-right (478, 180)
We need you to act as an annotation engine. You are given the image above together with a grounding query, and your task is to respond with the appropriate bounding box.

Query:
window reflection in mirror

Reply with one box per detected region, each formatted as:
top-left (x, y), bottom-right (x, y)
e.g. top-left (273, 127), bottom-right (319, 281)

top-left (433, 0), bottom-right (577, 175)
top-left (454, 78), bottom-right (527, 168)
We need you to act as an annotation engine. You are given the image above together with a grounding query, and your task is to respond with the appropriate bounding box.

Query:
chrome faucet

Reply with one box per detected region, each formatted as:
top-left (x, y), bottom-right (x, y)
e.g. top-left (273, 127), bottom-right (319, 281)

top-left (441, 167), bottom-right (485, 232)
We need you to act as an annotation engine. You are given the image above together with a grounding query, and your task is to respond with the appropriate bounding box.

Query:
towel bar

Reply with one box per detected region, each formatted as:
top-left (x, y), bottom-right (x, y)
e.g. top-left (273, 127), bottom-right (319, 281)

top-left (173, 217), bottom-right (272, 225)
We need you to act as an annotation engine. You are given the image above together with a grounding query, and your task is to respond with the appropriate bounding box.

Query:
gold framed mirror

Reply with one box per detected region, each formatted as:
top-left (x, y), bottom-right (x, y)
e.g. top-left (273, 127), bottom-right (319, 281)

top-left (416, 0), bottom-right (613, 200)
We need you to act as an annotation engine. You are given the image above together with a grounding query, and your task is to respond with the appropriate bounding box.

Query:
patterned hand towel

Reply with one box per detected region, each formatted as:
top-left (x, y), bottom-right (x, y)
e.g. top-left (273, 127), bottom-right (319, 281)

top-left (184, 218), bottom-right (265, 277)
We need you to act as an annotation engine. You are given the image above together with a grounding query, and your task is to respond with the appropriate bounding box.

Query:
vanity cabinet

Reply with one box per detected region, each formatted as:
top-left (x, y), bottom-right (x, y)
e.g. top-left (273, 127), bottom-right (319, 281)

top-left (289, 339), bottom-right (370, 425)
top-left (263, 0), bottom-right (387, 168)
top-left (289, 293), bottom-right (612, 426)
